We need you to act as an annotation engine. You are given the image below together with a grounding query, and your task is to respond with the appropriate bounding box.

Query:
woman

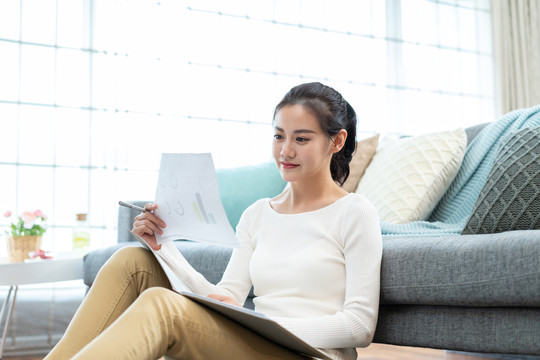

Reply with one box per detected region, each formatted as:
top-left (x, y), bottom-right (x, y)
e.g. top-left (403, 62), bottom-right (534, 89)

top-left (45, 82), bottom-right (382, 360)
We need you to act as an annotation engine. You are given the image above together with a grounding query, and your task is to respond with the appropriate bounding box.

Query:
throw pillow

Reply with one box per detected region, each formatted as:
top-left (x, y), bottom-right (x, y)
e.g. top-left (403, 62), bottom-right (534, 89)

top-left (462, 127), bottom-right (540, 234)
top-left (355, 128), bottom-right (467, 224)
top-left (217, 161), bottom-right (287, 229)
top-left (341, 134), bottom-right (380, 192)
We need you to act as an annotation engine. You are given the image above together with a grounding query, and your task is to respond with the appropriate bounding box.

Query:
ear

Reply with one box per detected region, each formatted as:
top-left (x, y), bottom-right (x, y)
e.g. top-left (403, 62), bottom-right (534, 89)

top-left (331, 129), bottom-right (348, 154)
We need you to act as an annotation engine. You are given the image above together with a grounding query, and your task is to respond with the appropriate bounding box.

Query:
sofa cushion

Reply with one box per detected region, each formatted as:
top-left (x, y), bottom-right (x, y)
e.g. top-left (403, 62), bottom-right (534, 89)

top-left (216, 161), bottom-right (286, 230)
top-left (356, 128), bottom-right (467, 223)
top-left (88, 230), bottom-right (540, 308)
top-left (341, 134), bottom-right (379, 192)
top-left (462, 127), bottom-right (540, 234)
top-left (380, 230), bottom-right (540, 307)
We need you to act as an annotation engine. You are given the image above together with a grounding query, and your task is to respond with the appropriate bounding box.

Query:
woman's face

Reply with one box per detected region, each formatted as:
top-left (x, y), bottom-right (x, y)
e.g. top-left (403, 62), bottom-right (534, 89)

top-left (273, 104), bottom-right (334, 183)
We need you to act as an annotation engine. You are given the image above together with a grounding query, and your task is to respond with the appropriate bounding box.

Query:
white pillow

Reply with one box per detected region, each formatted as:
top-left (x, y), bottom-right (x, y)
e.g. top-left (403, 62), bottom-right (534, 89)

top-left (355, 128), bottom-right (467, 224)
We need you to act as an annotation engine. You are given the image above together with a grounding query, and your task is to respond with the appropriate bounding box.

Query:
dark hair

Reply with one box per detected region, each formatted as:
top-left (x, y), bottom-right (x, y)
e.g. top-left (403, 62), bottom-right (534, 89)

top-left (273, 82), bottom-right (357, 186)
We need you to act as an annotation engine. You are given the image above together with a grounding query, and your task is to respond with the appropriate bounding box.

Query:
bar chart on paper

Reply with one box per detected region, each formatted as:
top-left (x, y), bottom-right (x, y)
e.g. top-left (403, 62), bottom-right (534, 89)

top-left (192, 193), bottom-right (217, 224)
top-left (153, 153), bottom-right (239, 248)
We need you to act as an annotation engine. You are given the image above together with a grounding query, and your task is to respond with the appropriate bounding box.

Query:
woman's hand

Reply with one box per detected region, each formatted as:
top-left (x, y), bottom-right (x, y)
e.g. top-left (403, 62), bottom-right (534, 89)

top-left (131, 203), bottom-right (166, 251)
top-left (207, 294), bottom-right (241, 307)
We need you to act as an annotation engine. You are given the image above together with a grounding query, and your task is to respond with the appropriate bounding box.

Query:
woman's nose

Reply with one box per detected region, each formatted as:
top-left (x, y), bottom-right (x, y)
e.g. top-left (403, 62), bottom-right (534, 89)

top-left (281, 141), bottom-right (296, 158)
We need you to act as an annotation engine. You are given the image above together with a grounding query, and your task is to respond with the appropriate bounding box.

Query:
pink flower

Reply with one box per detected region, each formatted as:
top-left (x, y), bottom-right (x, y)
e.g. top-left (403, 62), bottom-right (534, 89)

top-left (3, 210), bottom-right (11, 218)
top-left (21, 211), bottom-right (35, 221)
top-left (21, 211), bottom-right (36, 229)
top-left (33, 209), bottom-right (46, 219)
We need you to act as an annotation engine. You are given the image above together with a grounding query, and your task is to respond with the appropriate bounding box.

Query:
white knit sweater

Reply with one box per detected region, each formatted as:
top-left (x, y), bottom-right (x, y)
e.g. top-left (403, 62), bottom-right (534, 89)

top-left (157, 193), bottom-right (382, 360)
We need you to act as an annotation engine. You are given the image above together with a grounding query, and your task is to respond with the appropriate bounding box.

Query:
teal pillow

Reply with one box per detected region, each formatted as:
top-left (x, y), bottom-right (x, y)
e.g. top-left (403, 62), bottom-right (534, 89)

top-left (216, 161), bottom-right (286, 229)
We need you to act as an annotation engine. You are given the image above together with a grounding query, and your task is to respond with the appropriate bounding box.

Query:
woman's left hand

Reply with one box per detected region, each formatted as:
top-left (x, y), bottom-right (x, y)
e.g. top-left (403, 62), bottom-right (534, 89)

top-left (208, 294), bottom-right (241, 307)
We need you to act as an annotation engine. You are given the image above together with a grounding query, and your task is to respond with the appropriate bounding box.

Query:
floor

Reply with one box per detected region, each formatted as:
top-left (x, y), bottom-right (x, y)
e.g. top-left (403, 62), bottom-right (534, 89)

top-left (357, 344), bottom-right (494, 359)
top-left (5, 343), bottom-right (497, 359)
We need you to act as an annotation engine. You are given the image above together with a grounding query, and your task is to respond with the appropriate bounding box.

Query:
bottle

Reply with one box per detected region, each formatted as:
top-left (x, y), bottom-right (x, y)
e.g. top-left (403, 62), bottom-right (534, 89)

top-left (73, 213), bottom-right (90, 253)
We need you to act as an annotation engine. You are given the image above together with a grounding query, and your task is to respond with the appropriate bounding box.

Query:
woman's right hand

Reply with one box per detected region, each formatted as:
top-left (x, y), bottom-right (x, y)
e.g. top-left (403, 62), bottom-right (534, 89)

top-left (131, 203), bottom-right (166, 251)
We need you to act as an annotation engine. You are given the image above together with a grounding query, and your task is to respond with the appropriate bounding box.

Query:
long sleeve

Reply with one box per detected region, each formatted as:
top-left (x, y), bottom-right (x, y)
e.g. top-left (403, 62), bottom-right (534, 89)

top-left (154, 242), bottom-right (216, 294)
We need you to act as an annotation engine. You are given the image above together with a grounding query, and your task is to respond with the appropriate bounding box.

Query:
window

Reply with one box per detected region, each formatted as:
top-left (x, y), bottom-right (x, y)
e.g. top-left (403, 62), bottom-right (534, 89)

top-left (0, 0), bottom-right (494, 252)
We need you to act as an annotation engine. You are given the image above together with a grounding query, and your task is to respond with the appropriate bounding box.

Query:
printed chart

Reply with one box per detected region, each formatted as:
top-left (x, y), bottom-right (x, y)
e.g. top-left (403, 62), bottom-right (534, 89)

top-left (153, 153), bottom-right (239, 248)
top-left (192, 193), bottom-right (216, 224)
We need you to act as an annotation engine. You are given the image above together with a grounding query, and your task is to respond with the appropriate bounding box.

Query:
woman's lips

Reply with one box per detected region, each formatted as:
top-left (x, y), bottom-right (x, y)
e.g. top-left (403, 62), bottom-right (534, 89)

top-left (281, 162), bottom-right (299, 169)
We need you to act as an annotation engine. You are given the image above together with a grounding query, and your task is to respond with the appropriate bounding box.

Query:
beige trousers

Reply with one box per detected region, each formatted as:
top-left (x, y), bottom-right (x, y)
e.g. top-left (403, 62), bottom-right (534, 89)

top-left (44, 246), bottom-right (309, 360)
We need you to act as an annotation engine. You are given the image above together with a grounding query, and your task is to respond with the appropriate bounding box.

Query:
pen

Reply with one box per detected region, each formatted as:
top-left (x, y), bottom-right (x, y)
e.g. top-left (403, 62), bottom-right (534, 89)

top-left (118, 201), bottom-right (147, 212)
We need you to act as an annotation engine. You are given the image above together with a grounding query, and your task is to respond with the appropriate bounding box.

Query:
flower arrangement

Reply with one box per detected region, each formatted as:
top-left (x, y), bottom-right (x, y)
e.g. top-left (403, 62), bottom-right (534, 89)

top-left (4, 210), bottom-right (48, 237)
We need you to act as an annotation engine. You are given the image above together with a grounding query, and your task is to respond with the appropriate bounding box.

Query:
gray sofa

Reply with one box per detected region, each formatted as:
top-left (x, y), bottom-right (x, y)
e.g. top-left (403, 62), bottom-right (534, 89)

top-left (83, 123), bottom-right (540, 358)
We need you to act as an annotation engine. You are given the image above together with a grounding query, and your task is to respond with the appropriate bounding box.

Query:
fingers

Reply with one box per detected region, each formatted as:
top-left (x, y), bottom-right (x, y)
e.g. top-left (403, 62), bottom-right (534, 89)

top-left (144, 202), bottom-right (158, 212)
top-left (143, 235), bottom-right (162, 251)
top-left (131, 223), bottom-right (162, 251)
top-left (130, 203), bottom-right (165, 251)
top-left (141, 203), bottom-right (167, 227)
top-left (132, 219), bottom-right (161, 237)
top-left (133, 205), bottom-right (166, 233)
top-left (207, 294), bottom-right (241, 307)
top-left (134, 216), bottom-right (163, 235)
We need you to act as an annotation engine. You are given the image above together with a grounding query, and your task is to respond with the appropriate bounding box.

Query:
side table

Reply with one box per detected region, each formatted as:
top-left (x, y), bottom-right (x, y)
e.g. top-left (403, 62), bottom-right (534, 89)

top-left (0, 257), bottom-right (83, 359)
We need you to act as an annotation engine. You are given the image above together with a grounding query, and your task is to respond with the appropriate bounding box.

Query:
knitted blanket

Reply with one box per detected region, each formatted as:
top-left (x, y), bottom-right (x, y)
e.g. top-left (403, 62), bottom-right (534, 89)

top-left (380, 105), bottom-right (540, 237)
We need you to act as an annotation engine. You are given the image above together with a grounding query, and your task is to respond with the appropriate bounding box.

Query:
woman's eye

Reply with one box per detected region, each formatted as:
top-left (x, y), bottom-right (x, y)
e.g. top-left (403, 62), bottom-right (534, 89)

top-left (296, 137), bottom-right (309, 143)
top-left (274, 134), bottom-right (283, 140)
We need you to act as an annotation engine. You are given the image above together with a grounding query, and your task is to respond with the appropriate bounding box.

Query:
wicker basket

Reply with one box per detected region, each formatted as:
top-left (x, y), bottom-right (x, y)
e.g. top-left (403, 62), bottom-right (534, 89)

top-left (6, 235), bottom-right (42, 263)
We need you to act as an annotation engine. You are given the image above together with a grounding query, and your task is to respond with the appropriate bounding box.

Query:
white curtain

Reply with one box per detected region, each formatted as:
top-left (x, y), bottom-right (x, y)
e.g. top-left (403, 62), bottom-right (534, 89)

top-left (492, 0), bottom-right (540, 114)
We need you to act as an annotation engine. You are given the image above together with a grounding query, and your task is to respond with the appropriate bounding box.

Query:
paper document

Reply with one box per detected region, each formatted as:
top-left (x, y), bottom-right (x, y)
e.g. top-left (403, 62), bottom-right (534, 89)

top-left (154, 153), bottom-right (239, 248)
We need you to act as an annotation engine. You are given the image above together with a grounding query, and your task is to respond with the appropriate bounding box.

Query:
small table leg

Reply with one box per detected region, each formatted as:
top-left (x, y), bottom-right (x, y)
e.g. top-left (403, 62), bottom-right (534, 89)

top-left (0, 286), bottom-right (18, 360)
